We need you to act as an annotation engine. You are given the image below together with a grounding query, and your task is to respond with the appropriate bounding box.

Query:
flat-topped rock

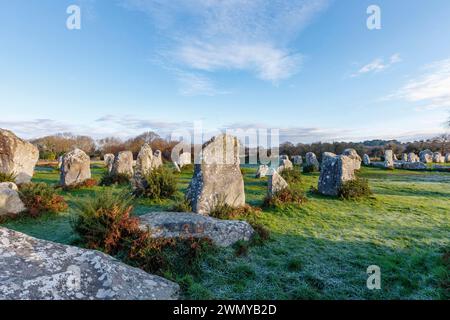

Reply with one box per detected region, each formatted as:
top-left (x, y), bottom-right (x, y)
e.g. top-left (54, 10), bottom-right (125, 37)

top-left (0, 227), bottom-right (179, 300)
top-left (139, 212), bottom-right (254, 247)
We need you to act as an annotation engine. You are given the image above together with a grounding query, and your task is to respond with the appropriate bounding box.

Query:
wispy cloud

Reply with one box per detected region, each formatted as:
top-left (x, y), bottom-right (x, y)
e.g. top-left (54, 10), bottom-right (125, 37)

top-left (351, 53), bottom-right (402, 77)
top-left (388, 58), bottom-right (450, 110)
top-left (174, 70), bottom-right (229, 96)
top-left (121, 0), bottom-right (330, 87)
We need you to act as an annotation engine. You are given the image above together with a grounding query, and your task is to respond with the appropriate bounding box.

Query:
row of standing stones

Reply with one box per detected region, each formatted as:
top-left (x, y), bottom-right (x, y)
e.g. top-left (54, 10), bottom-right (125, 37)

top-left (1, 127), bottom-right (449, 299)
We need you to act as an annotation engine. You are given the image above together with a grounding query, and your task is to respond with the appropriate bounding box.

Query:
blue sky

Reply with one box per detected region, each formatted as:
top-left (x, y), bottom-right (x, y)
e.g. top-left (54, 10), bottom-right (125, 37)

top-left (0, 0), bottom-right (449, 143)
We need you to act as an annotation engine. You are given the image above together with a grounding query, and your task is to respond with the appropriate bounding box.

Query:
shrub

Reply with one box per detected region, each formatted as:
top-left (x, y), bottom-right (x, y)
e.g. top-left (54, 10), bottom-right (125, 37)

top-left (72, 189), bottom-right (141, 254)
top-left (63, 178), bottom-right (98, 190)
top-left (263, 186), bottom-right (307, 208)
top-left (99, 172), bottom-right (130, 186)
top-left (209, 201), bottom-right (261, 220)
top-left (303, 164), bottom-right (317, 173)
top-left (0, 172), bottom-right (17, 183)
top-left (40, 151), bottom-right (56, 161)
top-left (19, 183), bottom-right (68, 217)
top-left (133, 167), bottom-right (177, 200)
top-left (280, 169), bottom-right (302, 184)
top-left (338, 178), bottom-right (372, 200)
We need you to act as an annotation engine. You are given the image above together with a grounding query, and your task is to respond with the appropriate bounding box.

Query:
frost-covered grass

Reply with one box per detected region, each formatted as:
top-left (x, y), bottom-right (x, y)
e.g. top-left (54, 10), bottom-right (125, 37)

top-left (1, 163), bottom-right (449, 300)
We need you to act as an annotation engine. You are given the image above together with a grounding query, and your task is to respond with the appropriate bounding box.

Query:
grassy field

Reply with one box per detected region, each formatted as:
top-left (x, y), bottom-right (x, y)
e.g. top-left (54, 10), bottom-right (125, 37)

top-left (1, 163), bottom-right (449, 300)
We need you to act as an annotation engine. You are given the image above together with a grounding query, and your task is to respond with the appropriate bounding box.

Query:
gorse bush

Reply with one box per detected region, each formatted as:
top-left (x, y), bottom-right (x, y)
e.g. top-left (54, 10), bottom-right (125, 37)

top-left (19, 183), bottom-right (68, 217)
top-left (0, 172), bottom-right (17, 183)
top-left (263, 186), bottom-right (307, 208)
top-left (72, 189), bottom-right (140, 254)
top-left (338, 178), bottom-right (372, 200)
top-left (99, 172), bottom-right (130, 186)
top-left (133, 167), bottom-right (177, 199)
top-left (63, 178), bottom-right (98, 190)
top-left (209, 199), bottom-right (261, 220)
top-left (280, 169), bottom-right (302, 184)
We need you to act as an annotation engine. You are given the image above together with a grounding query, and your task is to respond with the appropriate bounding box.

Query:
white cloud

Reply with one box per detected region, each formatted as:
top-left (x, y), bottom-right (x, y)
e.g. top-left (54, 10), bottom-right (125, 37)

top-left (121, 0), bottom-right (329, 85)
top-left (174, 71), bottom-right (229, 96)
top-left (389, 58), bottom-right (450, 110)
top-left (352, 54), bottom-right (402, 77)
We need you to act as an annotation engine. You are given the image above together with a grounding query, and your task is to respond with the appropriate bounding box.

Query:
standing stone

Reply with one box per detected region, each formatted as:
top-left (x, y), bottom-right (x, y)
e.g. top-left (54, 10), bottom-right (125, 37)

top-left (445, 153), bottom-right (450, 163)
top-left (267, 170), bottom-right (288, 196)
top-left (393, 154), bottom-right (398, 161)
top-left (186, 134), bottom-right (245, 215)
top-left (60, 149), bottom-right (91, 187)
top-left (318, 155), bottom-right (356, 196)
top-left (151, 150), bottom-right (163, 169)
top-left (112, 151), bottom-right (134, 177)
top-left (0, 227), bottom-right (179, 300)
top-left (305, 152), bottom-right (320, 171)
top-left (342, 149), bottom-right (362, 170)
top-left (255, 164), bottom-right (270, 178)
top-left (0, 128), bottom-right (39, 184)
top-left (433, 152), bottom-right (444, 163)
top-left (0, 182), bottom-right (26, 216)
top-left (57, 156), bottom-right (63, 169)
top-left (277, 158), bottom-right (293, 173)
top-left (135, 144), bottom-right (153, 176)
top-left (419, 149), bottom-right (433, 163)
top-left (322, 152), bottom-right (336, 163)
top-left (104, 154), bottom-right (115, 173)
top-left (407, 153), bottom-right (418, 163)
top-left (384, 150), bottom-right (394, 169)
top-left (363, 154), bottom-right (371, 166)
top-left (402, 153), bottom-right (408, 162)
top-left (292, 155), bottom-right (303, 166)
top-left (177, 152), bottom-right (191, 168)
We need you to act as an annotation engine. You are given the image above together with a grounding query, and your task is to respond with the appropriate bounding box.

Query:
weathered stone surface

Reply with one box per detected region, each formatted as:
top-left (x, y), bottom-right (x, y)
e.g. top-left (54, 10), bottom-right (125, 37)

top-left (407, 153), bottom-right (419, 163)
top-left (0, 227), bottom-right (179, 300)
top-left (136, 144), bottom-right (153, 176)
top-left (277, 158), bottom-right (293, 173)
top-left (445, 153), bottom-right (450, 163)
top-left (343, 149), bottom-right (362, 170)
top-left (402, 153), bottom-right (408, 162)
top-left (151, 150), bottom-right (163, 169)
top-left (267, 170), bottom-right (288, 196)
top-left (60, 149), bottom-right (91, 187)
top-left (292, 155), bottom-right (303, 165)
top-left (363, 154), bottom-right (371, 166)
top-left (402, 162), bottom-right (427, 170)
top-left (433, 152), bottom-right (444, 163)
top-left (177, 152), bottom-right (191, 168)
top-left (186, 134), bottom-right (245, 215)
top-left (419, 149), bottom-right (433, 163)
top-left (0, 182), bottom-right (26, 216)
top-left (255, 164), bottom-right (270, 178)
top-left (318, 155), bottom-right (356, 196)
top-left (384, 150), bottom-right (394, 169)
top-left (0, 129), bottom-right (39, 184)
top-left (104, 154), bottom-right (115, 173)
top-left (322, 152), bottom-right (336, 164)
top-left (139, 212), bottom-right (254, 247)
top-left (305, 152), bottom-right (320, 171)
top-left (393, 154), bottom-right (398, 161)
top-left (112, 151), bottom-right (134, 177)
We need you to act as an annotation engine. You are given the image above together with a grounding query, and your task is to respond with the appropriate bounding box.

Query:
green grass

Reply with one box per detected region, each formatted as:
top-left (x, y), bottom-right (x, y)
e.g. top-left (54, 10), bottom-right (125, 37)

top-left (1, 163), bottom-right (449, 300)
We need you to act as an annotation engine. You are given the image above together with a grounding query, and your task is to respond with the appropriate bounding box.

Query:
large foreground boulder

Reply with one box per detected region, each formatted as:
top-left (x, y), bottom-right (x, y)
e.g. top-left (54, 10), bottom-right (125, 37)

top-left (0, 182), bottom-right (26, 216)
top-left (112, 151), bottom-right (134, 177)
top-left (0, 129), bottom-right (39, 184)
top-left (60, 149), bottom-right (91, 187)
top-left (186, 134), bottom-right (245, 215)
top-left (0, 227), bottom-right (179, 300)
top-left (318, 154), bottom-right (356, 196)
top-left (139, 212), bottom-right (254, 247)
top-left (305, 152), bottom-right (320, 171)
